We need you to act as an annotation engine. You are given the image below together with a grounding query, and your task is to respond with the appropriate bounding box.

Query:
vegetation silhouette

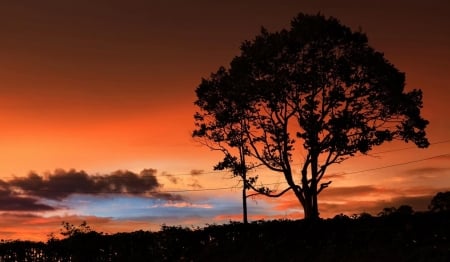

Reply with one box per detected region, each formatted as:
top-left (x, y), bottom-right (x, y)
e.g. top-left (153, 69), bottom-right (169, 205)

top-left (429, 191), bottom-right (450, 212)
top-left (193, 115), bottom-right (257, 224)
top-left (193, 12), bottom-right (429, 220)
top-left (0, 193), bottom-right (449, 261)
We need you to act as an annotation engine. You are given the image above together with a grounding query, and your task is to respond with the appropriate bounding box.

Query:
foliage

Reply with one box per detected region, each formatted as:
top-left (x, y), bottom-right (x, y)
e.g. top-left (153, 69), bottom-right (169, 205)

top-left (429, 191), bottom-right (450, 212)
top-left (60, 220), bottom-right (93, 238)
top-left (194, 13), bottom-right (429, 220)
top-left (0, 210), bottom-right (449, 262)
top-left (192, 66), bottom-right (265, 224)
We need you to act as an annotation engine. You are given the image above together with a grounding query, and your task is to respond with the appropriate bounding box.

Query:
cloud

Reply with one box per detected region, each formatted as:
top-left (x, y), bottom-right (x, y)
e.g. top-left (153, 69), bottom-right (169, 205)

top-left (162, 170), bottom-right (203, 188)
top-left (152, 201), bottom-right (212, 209)
top-left (319, 186), bottom-right (442, 217)
top-left (213, 212), bottom-right (303, 222)
top-left (190, 169), bottom-right (204, 176)
top-left (265, 185), bottom-right (443, 218)
top-left (324, 172), bottom-right (347, 180)
top-left (150, 192), bottom-right (183, 201)
top-left (162, 172), bottom-right (182, 184)
top-left (0, 188), bottom-right (54, 211)
top-left (319, 194), bottom-right (434, 217)
top-left (320, 185), bottom-right (386, 199)
top-left (385, 195), bottom-right (432, 210)
top-left (187, 178), bottom-right (203, 189)
top-left (7, 168), bottom-right (182, 201)
top-left (405, 167), bottom-right (450, 177)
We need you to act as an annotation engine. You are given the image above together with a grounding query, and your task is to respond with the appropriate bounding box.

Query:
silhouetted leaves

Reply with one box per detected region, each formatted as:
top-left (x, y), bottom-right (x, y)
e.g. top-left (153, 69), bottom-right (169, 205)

top-left (194, 13), bottom-right (429, 220)
top-left (429, 191), bottom-right (450, 212)
top-left (60, 221), bottom-right (92, 238)
top-left (0, 209), bottom-right (449, 261)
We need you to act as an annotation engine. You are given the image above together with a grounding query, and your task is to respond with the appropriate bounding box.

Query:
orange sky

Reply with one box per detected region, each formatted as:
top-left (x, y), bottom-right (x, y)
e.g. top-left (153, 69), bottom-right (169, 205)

top-left (0, 0), bottom-right (449, 241)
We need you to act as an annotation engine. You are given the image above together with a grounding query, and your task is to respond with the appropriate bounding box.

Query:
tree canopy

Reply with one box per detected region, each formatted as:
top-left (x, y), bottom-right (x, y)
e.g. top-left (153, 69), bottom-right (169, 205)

top-left (429, 191), bottom-right (450, 212)
top-left (193, 13), bottom-right (429, 220)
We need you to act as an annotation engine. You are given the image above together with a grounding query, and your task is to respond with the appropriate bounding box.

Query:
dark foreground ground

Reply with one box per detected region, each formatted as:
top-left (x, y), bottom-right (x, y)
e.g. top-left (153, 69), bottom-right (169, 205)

top-left (0, 211), bottom-right (449, 262)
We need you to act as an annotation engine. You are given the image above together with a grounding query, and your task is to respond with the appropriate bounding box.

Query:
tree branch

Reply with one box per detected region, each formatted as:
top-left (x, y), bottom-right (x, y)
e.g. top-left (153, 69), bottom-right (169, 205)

top-left (318, 181), bottom-right (332, 194)
top-left (247, 186), bottom-right (292, 198)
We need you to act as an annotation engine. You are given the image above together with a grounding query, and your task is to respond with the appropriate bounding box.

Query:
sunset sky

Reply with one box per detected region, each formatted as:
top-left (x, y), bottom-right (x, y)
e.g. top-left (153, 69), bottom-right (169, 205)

top-left (0, 0), bottom-right (449, 241)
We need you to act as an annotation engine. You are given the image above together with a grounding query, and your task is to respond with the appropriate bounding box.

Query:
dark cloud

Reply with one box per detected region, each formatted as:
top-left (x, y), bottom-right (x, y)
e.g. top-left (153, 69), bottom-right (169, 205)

top-left (151, 192), bottom-right (183, 201)
top-left (405, 167), bottom-right (450, 176)
top-left (8, 168), bottom-right (182, 201)
top-left (0, 188), bottom-right (54, 211)
top-left (324, 172), bottom-right (347, 180)
top-left (346, 195), bottom-right (433, 215)
top-left (163, 173), bottom-right (181, 184)
top-left (319, 194), bottom-right (436, 218)
top-left (162, 171), bottom-right (203, 188)
top-left (187, 178), bottom-right (203, 189)
top-left (320, 185), bottom-right (381, 199)
top-left (190, 169), bottom-right (204, 176)
top-left (400, 187), bottom-right (449, 196)
top-left (273, 185), bottom-right (445, 217)
top-left (386, 195), bottom-right (432, 211)
top-left (188, 170), bottom-right (204, 188)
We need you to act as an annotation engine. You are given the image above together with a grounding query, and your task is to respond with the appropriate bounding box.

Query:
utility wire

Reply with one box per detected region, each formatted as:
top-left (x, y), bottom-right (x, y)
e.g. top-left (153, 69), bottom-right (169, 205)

top-left (3, 142), bottom-right (449, 195)
top-left (3, 140), bottom-right (447, 180)
top-left (153, 152), bottom-right (450, 192)
top-left (163, 139), bottom-right (450, 176)
top-left (345, 153), bottom-right (450, 175)
top-left (361, 139), bottom-right (450, 156)
top-left (9, 151), bottom-right (448, 196)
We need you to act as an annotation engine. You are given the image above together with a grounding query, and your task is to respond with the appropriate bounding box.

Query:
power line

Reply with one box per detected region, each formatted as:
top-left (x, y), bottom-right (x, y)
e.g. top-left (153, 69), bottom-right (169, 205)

top-left (2, 140), bottom-right (447, 181)
top-left (163, 152), bottom-right (450, 192)
top-left (361, 139), bottom-right (450, 156)
top-left (3, 141), bottom-right (449, 196)
top-left (5, 151), bottom-right (448, 196)
top-left (346, 153), bottom-right (450, 175)
top-left (165, 139), bottom-right (450, 176)
top-left (163, 153), bottom-right (450, 193)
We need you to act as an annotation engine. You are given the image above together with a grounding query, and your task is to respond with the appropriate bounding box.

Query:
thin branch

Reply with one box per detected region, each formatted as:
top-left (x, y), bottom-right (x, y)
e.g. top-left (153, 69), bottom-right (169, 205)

top-left (318, 181), bottom-right (332, 194)
top-left (247, 186), bottom-right (292, 198)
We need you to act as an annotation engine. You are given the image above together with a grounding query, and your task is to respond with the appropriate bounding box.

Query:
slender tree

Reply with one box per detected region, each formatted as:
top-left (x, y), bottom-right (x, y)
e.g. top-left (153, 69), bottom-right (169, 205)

top-left (194, 13), bottom-right (429, 220)
top-left (193, 67), bottom-right (258, 224)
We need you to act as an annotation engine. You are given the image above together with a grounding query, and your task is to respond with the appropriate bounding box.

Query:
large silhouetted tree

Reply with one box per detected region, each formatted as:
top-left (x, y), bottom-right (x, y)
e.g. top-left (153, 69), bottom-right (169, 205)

top-left (194, 13), bottom-right (429, 220)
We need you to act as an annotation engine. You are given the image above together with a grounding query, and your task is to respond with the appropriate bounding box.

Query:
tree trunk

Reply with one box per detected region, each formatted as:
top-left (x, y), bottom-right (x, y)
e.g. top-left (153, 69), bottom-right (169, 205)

top-left (309, 150), bottom-right (320, 220)
top-left (292, 181), bottom-right (318, 220)
top-left (242, 187), bottom-right (248, 224)
top-left (303, 199), bottom-right (313, 220)
top-left (299, 152), bottom-right (320, 221)
top-left (302, 192), bottom-right (319, 220)
top-left (240, 145), bottom-right (248, 224)
top-left (242, 169), bottom-right (248, 224)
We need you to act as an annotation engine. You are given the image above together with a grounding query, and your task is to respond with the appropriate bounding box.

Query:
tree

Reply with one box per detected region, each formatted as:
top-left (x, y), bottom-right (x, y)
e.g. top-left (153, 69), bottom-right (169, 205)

top-left (429, 191), bottom-right (450, 212)
top-left (396, 205), bottom-right (414, 215)
top-left (378, 207), bottom-right (397, 217)
top-left (194, 13), bottom-right (429, 220)
top-left (193, 67), bottom-right (265, 224)
top-left (60, 221), bottom-right (92, 238)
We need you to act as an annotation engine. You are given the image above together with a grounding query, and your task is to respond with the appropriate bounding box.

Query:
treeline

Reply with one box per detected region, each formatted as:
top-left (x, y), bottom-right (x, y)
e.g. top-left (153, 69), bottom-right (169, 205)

top-left (0, 209), bottom-right (449, 261)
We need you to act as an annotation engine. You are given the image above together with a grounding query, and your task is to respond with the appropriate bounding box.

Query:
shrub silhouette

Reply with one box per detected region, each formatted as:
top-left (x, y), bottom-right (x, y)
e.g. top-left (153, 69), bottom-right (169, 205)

top-left (0, 209), bottom-right (449, 261)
